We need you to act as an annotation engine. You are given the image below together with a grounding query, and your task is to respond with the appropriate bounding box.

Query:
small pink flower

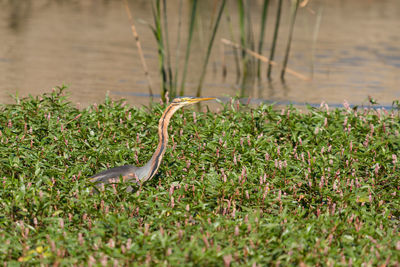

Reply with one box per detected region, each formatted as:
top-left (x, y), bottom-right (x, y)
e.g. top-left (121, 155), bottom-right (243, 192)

top-left (193, 112), bottom-right (197, 124)
top-left (234, 226), bottom-right (239, 236)
top-left (343, 100), bottom-right (350, 110)
top-left (374, 164), bottom-right (380, 175)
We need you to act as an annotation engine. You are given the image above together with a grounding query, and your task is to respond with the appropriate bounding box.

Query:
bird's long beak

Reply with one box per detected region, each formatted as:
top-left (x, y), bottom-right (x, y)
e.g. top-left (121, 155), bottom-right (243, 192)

top-left (190, 97), bottom-right (216, 103)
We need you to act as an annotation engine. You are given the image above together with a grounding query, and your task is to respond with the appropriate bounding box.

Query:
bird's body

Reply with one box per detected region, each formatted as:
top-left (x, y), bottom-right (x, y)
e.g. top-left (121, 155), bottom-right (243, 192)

top-left (90, 97), bottom-right (215, 192)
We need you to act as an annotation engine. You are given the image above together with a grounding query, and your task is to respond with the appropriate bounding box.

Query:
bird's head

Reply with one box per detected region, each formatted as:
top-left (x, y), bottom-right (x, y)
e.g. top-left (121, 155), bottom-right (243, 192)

top-left (171, 97), bottom-right (216, 107)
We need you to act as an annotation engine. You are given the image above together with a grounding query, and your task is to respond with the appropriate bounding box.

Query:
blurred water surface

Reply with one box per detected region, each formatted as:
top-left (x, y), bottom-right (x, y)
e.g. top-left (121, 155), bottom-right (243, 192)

top-left (0, 0), bottom-right (399, 107)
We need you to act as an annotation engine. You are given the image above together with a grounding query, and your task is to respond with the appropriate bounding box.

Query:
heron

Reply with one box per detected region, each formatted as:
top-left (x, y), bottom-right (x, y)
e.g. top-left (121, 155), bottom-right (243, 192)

top-left (90, 97), bottom-right (215, 192)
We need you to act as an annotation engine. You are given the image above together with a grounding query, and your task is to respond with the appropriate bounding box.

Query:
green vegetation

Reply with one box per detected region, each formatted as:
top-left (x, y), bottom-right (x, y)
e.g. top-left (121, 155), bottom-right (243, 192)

top-left (0, 87), bottom-right (399, 265)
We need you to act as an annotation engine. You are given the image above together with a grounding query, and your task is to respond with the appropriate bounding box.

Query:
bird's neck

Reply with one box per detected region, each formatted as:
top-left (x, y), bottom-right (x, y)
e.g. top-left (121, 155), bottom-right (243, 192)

top-left (140, 104), bottom-right (181, 182)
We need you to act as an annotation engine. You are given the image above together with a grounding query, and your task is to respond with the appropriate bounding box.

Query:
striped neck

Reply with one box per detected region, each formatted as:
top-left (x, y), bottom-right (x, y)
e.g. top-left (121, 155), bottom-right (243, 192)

top-left (139, 103), bottom-right (181, 182)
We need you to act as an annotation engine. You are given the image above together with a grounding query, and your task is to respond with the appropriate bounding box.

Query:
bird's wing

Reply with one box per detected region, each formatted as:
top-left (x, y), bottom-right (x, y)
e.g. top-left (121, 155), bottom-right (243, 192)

top-left (90, 165), bottom-right (139, 185)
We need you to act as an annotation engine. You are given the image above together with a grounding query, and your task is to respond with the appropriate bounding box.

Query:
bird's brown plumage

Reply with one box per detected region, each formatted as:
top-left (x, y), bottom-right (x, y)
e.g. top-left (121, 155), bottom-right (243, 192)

top-left (90, 97), bottom-right (215, 192)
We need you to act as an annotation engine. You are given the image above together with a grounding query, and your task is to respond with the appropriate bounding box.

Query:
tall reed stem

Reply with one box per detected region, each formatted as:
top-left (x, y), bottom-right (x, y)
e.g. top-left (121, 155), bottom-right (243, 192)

top-left (311, 3), bottom-right (323, 78)
top-left (226, 14), bottom-right (241, 83)
top-left (151, 0), bottom-right (167, 101)
top-left (267, 0), bottom-right (282, 79)
top-left (281, 0), bottom-right (299, 80)
top-left (179, 0), bottom-right (198, 96)
top-left (172, 0), bottom-right (183, 97)
top-left (196, 0), bottom-right (227, 97)
top-left (239, 0), bottom-right (256, 97)
top-left (238, 0), bottom-right (247, 97)
top-left (257, 0), bottom-right (270, 80)
top-left (162, 0), bottom-right (173, 96)
top-left (123, 0), bottom-right (154, 98)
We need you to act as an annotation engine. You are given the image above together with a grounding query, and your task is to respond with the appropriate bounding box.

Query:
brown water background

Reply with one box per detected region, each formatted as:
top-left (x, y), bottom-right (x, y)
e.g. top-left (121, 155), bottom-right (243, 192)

top-left (0, 0), bottom-right (399, 108)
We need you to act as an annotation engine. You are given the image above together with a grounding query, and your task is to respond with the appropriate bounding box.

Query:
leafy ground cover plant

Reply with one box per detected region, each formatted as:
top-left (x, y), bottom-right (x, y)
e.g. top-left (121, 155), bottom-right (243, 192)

top-left (0, 87), bottom-right (399, 265)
